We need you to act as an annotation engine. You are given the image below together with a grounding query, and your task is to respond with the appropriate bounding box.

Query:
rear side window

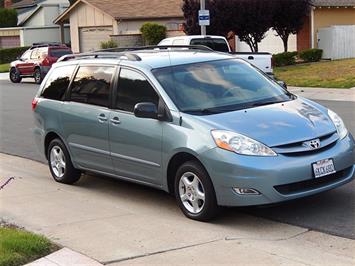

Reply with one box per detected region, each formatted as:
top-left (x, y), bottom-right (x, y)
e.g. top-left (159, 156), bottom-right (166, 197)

top-left (70, 66), bottom-right (114, 107)
top-left (41, 65), bottom-right (76, 100)
top-left (190, 38), bottom-right (229, 52)
top-left (49, 48), bottom-right (72, 58)
top-left (115, 68), bottom-right (159, 112)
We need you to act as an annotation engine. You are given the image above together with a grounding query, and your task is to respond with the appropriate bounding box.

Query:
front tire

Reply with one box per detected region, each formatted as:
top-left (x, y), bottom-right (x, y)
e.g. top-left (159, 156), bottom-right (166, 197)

top-left (174, 161), bottom-right (218, 221)
top-left (47, 139), bottom-right (81, 184)
top-left (9, 68), bottom-right (22, 83)
top-left (34, 68), bottom-right (43, 84)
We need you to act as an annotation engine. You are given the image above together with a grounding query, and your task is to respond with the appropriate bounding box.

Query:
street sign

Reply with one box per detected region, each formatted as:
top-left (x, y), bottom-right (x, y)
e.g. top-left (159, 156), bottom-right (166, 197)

top-left (198, 9), bottom-right (210, 26)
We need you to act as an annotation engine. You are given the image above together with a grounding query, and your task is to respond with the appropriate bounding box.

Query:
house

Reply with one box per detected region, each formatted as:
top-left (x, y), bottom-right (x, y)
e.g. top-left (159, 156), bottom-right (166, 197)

top-left (54, 0), bottom-right (184, 53)
top-left (0, 0), bottom-right (70, 48)
top-left (236, 0), bottom-right (355, 54)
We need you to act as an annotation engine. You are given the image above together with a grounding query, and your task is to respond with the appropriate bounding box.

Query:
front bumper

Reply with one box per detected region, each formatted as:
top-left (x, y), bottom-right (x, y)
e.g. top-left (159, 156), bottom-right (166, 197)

top-left (199, 134), bottom-right (355, 206)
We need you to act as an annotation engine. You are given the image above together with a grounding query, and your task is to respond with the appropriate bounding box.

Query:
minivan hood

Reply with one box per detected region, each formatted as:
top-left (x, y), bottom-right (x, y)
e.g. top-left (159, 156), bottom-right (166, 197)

top-left (192, 98), bottom-right (336, 147)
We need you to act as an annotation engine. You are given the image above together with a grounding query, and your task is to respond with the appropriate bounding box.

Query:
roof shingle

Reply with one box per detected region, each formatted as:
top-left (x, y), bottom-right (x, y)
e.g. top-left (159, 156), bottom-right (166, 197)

top-left (85, 0), bottom-right (183, 20)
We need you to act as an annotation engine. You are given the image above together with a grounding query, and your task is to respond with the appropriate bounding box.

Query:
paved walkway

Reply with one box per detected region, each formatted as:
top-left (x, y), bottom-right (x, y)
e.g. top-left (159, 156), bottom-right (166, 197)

top-left (1, 153), bottom-right (354, 265)
top-left (289, 86), bottom-right (355, 102)
top-left (26, 248), bottom-right (103, 266)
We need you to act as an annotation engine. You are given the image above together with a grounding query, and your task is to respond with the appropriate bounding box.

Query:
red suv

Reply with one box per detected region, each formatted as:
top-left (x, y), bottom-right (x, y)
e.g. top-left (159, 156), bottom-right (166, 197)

top-left (10, 43), bottom-right (72, 84)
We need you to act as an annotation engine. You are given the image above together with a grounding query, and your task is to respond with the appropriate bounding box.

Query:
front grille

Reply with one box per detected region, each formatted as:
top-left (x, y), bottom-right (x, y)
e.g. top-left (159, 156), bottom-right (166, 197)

top-left (274, 166), bottom-right (353, 195)
top-left (272, 131), bottom-right (338, 155)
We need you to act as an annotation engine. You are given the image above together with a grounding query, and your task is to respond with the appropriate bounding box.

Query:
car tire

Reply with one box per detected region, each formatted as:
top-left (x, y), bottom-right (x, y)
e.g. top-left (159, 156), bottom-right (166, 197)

top-left (174, 160), bottom-right (218, 221)
top-left (34, 68), bottom-right (43, 84)
top-left (47, 138), bottom-right (81, 184)
top-left (9, 68), bottom-right (22, 83)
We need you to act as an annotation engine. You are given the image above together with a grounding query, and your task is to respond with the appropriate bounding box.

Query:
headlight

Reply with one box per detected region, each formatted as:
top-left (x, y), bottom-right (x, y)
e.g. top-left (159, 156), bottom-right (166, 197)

top-left (211, 130), bottom-right (277, 156)
top-left (328, 109), bottom-right (348, 139)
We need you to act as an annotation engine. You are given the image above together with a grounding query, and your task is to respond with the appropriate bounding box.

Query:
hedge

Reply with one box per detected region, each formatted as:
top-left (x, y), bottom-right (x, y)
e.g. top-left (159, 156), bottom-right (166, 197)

top-left (140, 22), bottom-right (166, 45)
top-left (0, 46), bottom-right (30, 64)
top-left (272, 51), bottom-right (298, 67)
top-left (0, 8), bottom-right (17, 27)
top-left (299, 48), bottom-right (323, 62)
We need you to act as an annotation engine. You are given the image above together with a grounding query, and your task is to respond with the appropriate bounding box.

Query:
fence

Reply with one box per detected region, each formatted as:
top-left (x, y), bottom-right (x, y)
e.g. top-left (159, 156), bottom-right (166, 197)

top-left (318, 25), bottom-right (355, 60)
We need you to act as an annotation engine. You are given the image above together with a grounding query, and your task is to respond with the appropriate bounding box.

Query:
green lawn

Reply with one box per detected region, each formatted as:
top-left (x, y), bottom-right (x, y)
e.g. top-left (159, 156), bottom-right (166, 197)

top-left (0, 226), bottom-right (57, 266)
top-left (0, 63), bottom-right (10, 73)
top-left (274, 59), bottom-right (355, 89)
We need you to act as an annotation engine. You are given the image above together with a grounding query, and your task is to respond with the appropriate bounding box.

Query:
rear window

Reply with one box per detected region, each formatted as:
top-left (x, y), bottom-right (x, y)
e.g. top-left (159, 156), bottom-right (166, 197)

top-left (41, 65), bottom-right (76, 101)
top-left (190, 38), bottom-right (229, 52)
top-left (49, 48), bottom-right (72, 58)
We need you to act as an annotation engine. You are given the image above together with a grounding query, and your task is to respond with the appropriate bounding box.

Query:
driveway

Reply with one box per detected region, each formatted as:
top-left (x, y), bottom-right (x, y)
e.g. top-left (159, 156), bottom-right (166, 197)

top-left (1, 153), bottom-right (354, 265)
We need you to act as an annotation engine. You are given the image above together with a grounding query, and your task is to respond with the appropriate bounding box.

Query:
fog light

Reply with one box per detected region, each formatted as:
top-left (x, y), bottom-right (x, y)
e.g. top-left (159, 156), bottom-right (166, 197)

top-left (233, 188), bottom-right (260, 195)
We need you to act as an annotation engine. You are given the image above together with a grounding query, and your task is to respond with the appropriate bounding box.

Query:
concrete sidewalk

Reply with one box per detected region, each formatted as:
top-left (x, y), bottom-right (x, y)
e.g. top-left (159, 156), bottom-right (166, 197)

top-left (26, 248), bottom-right (103, 266)
top-left (1, 153), bottom-right (354, 265)
top-left (0, 72), bottom-right (8, 80)
top-left (289, 86), bottom-right (355, 102)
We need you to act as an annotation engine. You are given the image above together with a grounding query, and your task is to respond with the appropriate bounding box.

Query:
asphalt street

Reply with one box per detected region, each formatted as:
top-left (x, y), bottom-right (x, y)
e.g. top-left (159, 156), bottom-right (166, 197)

top-left (0, 79), bottom-right (354, 239)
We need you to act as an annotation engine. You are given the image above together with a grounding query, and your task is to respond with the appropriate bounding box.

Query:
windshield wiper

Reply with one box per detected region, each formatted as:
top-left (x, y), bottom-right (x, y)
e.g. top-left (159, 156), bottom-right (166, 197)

top-left (182, 108), bottom-right (221, 115)
top-left (251, 100), bottom-right (286, 107)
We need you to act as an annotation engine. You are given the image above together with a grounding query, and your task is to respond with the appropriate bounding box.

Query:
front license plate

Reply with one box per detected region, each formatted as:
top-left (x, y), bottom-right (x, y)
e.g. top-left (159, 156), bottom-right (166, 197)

top-left (312, 158), bottom-right (336, 178)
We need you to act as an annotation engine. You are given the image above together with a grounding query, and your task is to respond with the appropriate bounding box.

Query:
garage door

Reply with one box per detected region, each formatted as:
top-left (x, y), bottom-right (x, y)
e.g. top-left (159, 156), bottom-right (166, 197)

top-left (0, 36), bottom-right (20, 48)
top-left (79, 27), bottom-right (113, 52)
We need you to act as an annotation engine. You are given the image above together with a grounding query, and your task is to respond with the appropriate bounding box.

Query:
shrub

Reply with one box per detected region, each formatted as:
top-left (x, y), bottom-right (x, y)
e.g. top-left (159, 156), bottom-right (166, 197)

top-left (0, 46), bottom-right (30, 64)
top-left (100, 39), bottom-right (118, 49)
top-left (140, 22), bottom-right (167, 45)
top-left (0, 8), bottom-right (17, 27)
top-left (272, 51), bottom-right (298, 67)
top-left (299, 48), bottom-right (323, 62)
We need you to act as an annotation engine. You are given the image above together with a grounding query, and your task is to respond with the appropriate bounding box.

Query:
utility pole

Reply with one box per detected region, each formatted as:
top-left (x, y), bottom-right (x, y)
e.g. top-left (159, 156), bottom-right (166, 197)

top-left (200, 0), bottom-right (206, 35)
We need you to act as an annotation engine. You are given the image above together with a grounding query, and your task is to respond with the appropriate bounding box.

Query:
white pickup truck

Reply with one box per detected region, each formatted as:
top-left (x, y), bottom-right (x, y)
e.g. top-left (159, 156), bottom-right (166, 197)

top-left (158, 35), bottom-right (273, 77)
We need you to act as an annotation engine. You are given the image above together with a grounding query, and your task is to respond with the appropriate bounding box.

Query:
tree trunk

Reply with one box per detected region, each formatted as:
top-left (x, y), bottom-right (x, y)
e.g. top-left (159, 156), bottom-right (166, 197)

top-left (282, 35), bottom-right (289, 52)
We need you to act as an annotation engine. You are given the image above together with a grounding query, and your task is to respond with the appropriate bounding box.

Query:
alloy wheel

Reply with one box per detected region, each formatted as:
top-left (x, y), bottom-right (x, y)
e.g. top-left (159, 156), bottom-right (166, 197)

top-left (50, 145), bottom-right (66, 178)
top-left (179, 172), bottom-right (205, 214)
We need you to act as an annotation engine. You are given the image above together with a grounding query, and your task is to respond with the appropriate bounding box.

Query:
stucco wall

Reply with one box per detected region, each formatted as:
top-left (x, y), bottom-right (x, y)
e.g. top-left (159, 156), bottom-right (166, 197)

top-left (68, 2), bottom-right (117, 52)
top-left (314, 7), bottom-right (355, 47)
top-left (117, 19), bottom-right (183, 34)
top-left (20, 26), bottom-right (70, 46)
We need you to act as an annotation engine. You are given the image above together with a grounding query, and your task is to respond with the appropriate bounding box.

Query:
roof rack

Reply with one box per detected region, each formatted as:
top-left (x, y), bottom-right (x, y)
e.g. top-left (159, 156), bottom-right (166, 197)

top-left (56, 45), bottom-right (213, 63)
top-left (57, 52), bottom-right (142, 63)
top-left (99, 45), bottom-right (214, 52)
top-left (31, 42), bottom-right (66, 49)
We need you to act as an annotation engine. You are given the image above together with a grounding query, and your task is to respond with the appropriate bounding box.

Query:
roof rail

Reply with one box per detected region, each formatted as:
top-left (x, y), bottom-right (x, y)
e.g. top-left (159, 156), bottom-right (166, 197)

top-left (56, 45), bottom-right (213, 63)
top-left (57, 52), bottom-right (142, 63)
top-left (98, 45), bottom-right (214, 52)
top-left (31, 42), bottom-right (65, 49)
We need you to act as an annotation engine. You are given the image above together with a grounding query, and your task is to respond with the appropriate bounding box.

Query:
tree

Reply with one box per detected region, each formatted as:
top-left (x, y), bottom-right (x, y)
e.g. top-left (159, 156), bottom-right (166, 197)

top-left (181, 0), bottom-right (234, 37)
top-left (272, 0), bottom-right (311, 52)
top-left (230, 0), bottom-right (273, 52)
top-left (0, 8), bottom-right (17, 28)
top-left (140, 23), bottom-right (167, 45)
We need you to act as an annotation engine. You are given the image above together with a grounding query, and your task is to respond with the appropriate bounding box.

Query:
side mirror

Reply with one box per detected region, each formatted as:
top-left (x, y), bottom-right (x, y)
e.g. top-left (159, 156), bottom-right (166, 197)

top-left (134, 102), bottom-right (158, 119)
top-left (277, 80), bottom-right (287, 89)
top-left (17, 56), bottom-right (23, 61)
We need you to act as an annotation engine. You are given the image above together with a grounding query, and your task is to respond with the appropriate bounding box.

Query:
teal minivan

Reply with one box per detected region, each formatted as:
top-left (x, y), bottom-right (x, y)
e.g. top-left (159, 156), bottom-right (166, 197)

top-left (33, 48), bottom-right (355, 221)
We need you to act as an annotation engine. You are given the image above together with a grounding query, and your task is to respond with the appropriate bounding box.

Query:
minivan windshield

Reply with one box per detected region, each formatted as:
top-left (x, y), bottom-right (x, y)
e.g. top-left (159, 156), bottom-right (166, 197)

top-left (153, 59), bottom-right (294, 115)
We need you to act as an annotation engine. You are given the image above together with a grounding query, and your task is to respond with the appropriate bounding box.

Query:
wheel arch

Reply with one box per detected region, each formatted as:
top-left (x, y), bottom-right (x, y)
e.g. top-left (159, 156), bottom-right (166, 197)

top-left (44, 131), bottom-right (70, 160)
top-left (166, 151), bottom-right (209, 195)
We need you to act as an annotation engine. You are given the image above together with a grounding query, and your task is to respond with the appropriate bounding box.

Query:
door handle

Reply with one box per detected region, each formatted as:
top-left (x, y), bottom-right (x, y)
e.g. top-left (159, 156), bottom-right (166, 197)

top-left (110, 117), bottom-right (121, 125)
top-left (248, 56), bottom-right (254, 60)
top-left (98, 113), bottom-right (108, 123)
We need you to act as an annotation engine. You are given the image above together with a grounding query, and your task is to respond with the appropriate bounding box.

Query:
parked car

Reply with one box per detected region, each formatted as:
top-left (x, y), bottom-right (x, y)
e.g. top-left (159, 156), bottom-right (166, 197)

top-left (32, 47), bottom-right (354, 221)
top-left (10, 43), bottom-right (72, 84)
top-left (158, 35), bottom-right (273, 77)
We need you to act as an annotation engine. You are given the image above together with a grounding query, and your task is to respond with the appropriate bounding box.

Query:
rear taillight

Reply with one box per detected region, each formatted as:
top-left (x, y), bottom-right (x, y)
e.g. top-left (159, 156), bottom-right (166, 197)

top-left (32, 97), bottom-right (39, 111)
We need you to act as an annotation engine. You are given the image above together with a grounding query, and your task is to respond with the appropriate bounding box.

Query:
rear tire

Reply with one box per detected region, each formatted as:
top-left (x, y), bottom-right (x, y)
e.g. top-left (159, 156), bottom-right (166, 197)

top-left (9, 68), bottom-right (22, 83)
top-left (174, 160), bottom-right (218, 221)
top-left (34, 68), bottom-right (43, 84)
top-left (47, 139), bottom-right (81, 184)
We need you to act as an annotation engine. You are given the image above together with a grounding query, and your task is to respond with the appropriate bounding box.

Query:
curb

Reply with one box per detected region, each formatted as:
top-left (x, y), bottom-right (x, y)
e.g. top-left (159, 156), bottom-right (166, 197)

top-left (25, 248), bottom-right (103, 266)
